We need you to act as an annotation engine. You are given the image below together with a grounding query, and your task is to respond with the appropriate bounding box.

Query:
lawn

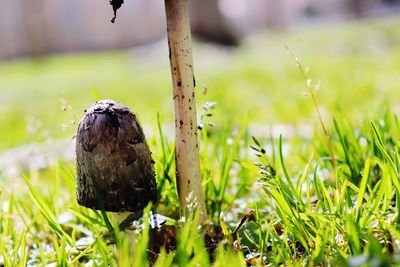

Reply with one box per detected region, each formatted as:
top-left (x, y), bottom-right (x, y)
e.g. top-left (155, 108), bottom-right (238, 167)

top-left (0, 16), bottom-right (400, 266)
top-left (0, 16), bottom-right (399, 150)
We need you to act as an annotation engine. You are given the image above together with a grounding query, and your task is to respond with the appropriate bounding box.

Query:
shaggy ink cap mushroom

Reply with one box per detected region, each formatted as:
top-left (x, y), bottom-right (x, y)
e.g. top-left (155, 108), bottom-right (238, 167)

top-left (76, 99), bottom-right (157, 213)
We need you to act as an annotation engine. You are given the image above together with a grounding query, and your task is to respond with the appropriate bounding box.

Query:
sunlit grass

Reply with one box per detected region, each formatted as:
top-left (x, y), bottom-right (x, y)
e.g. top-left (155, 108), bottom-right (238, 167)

top-left (1, 106), bottom-right (400, 265)
top-left (1, 16), bottom-right (400, 266)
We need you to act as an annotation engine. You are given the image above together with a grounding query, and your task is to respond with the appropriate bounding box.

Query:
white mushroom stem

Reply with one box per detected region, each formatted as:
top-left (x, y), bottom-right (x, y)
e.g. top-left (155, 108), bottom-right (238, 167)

top-left (164, 0), bottom-right (206, 222)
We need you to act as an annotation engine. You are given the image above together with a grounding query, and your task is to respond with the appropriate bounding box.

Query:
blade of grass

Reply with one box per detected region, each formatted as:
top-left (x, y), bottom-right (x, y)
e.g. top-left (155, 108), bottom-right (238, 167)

top-left (22, 175), bottom-right (73, 245)
top-left (16, 229), bottom-right (28, 267)
top-left (371, 121), bottom-right (398, 176)
top-left (279, 134), bottom-right (302, 206)
top-left (355, 158), bottom-right (370, 221)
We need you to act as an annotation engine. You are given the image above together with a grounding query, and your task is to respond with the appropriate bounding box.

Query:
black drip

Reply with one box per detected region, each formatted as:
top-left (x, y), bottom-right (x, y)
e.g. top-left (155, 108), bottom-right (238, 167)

top-left (110, 0), bottom-right (124, 23)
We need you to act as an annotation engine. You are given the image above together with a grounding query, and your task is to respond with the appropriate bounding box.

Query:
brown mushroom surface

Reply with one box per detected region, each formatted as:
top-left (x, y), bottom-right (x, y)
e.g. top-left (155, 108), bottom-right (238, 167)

top-left (76, 99), bottom-right (157, 212)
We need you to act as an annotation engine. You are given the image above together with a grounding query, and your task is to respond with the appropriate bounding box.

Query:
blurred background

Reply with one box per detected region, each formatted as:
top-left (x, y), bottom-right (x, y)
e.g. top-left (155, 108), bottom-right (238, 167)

top-left (1, 0), bottom-right (399, 59)
top-left (0, 0), bottom-right (399, 172)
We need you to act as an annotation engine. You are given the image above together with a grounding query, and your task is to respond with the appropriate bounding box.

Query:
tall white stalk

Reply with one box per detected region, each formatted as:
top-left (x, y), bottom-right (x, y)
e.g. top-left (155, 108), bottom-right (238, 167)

top-left (164, 0), bottom-right (206, 222)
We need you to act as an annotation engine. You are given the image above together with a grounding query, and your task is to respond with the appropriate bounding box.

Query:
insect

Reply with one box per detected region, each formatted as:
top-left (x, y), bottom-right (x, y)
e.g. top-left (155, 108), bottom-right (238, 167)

top-left (110, 0), bottom-right (124, 23)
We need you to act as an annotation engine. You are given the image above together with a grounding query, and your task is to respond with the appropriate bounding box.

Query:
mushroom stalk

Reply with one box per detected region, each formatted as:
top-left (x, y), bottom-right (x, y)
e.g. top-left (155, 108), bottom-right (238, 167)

top-left (164, 0), bottom-right (206, 221)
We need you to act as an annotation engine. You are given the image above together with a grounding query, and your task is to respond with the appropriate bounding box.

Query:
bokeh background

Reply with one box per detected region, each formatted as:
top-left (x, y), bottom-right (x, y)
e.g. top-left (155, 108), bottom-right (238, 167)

top-left (1, 0), bottom-right (399, 59)
top-left (0, 0), bottom-right (399, 172)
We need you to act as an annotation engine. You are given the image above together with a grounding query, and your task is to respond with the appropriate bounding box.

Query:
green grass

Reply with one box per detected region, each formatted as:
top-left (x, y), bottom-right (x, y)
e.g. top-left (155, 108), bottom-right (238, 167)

top-left (1, 16), bottom-right (400, 266)
top-left (0, 16), bottom-right (400, 150)
top-left (1, 105), bottom-right (400, 266)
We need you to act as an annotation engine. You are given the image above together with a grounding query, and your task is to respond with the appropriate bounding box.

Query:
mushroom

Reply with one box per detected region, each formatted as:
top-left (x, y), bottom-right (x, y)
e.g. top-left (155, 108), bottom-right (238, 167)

top-left (107, 0), bottom-right (206, 222)
top-left (164, 0), bottom-right (206, 222)
top-left (75, 99), bottom-right (157, 222)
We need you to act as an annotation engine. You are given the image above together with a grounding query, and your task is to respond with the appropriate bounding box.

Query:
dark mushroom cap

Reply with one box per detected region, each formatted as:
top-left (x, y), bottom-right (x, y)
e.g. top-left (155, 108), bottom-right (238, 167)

top-left (76, 99), bottom-right (157, 212)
